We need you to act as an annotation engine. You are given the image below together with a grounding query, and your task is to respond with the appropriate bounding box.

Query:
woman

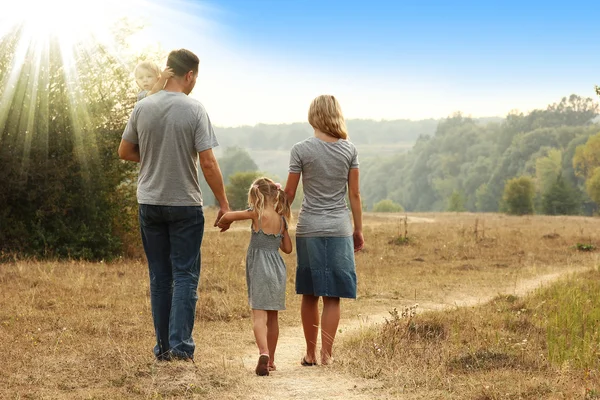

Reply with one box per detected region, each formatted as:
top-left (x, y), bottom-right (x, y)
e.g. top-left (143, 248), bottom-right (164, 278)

top-left (284, 94), bottom-right (364, 366)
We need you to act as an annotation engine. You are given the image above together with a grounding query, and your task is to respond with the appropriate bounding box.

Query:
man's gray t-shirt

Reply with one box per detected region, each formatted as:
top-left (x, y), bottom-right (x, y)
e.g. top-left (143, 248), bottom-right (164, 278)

top-left (122, 91), bottom-right (218, 206)
top-left (289, 136), bottom-right (359, 237)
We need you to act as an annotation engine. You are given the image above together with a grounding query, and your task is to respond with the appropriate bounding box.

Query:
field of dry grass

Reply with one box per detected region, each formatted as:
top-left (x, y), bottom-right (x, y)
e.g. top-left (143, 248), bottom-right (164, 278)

top-left (1, 211), bottom-right (599, 399)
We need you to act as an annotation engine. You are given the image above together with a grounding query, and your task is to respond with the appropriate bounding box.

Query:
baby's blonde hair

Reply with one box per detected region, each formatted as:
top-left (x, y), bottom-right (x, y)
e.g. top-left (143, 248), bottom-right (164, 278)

top-left (134, 60), bottom-right (161, 77)
top-left (248, 177), bottom-right (291, 221)
top-left (308, 95), bottom-right (348, 139)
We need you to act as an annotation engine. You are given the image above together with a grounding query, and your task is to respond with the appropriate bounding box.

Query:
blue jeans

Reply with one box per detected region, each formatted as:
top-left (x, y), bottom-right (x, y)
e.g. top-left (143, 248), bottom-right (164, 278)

top-left (139, 204), bottom-right (205, 360)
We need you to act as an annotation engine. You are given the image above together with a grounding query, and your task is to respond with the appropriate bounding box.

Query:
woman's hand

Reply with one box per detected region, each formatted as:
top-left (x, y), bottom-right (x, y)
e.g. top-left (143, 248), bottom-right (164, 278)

top-left (353, 230), bottom-right (364, 252)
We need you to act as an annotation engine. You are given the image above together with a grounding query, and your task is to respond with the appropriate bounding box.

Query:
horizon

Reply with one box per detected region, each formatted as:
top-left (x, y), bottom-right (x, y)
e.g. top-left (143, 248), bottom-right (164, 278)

top-left (2, 0), bottom-right (599, 127)
top-left (132, 0), bottom-right (599, 127)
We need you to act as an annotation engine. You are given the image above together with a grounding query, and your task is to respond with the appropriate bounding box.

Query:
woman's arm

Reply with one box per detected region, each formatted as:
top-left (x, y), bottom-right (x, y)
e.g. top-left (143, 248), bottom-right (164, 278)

top-left (217, 209), bottom-right (256, 232)
top-left (348, 168), bottom-right (364, 251)
top-left (280, 227), bottom-right (293, 254)
top-left (284, 172), bottom-right (301, 206)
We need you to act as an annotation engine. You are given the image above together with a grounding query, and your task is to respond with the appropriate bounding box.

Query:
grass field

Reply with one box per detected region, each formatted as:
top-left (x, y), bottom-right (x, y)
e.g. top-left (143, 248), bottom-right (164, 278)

top-left (1, 211), bottom-right (599, 399)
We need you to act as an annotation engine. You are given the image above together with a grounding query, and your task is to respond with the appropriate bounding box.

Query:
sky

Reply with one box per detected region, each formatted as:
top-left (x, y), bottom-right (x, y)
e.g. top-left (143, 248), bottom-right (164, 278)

top-left (15, 0), bottom-right (600, 127)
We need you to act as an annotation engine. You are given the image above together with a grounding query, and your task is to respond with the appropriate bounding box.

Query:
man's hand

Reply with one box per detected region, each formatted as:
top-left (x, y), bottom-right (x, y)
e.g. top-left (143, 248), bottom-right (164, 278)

top-left (353, 230), bottom-right (364, 252)
top-left (215, 207), bottom-right (231, 232)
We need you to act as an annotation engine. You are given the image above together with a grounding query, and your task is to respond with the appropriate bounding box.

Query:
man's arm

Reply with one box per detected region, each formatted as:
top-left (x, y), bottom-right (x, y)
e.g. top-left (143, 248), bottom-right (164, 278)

top-left (118, 139), bottom-right (140, 162)
top-left (199, 148), bottom-right (230, 228)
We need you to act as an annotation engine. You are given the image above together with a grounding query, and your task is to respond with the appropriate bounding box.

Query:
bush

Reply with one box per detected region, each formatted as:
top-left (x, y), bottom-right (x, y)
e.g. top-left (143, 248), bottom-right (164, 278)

top-left (502, 176), bottom-right (535, 215)
top-left (373, 199), bottom-right (404, 213)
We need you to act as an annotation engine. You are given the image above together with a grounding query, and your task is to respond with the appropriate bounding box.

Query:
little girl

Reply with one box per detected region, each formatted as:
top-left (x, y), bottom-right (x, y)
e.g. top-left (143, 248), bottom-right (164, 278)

top-left (217, 177), bottom-right (292, 376)
top-left (133, 60), bottom-right (173, 101)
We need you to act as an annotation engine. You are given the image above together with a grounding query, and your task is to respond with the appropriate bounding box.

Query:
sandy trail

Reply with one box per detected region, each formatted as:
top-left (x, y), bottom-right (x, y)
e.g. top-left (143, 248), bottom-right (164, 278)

top-left (239, 266), bottom-right (587, 400)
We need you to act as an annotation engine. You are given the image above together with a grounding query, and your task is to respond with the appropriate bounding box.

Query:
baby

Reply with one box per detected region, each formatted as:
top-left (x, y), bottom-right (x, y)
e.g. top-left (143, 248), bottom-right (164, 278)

top-left (134, 61), bottom-right (173, 101)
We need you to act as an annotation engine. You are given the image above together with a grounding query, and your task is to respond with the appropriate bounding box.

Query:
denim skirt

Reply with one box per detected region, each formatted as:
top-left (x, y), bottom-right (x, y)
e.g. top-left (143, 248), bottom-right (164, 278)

top-left (295, 236), bottom-right (357, 299)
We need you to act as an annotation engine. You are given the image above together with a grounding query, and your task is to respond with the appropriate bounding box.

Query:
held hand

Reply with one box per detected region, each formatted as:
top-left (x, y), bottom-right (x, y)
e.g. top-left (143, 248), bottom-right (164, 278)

top-left (216, 219), bottom-right (231, 232)
top-left (215, 207), bottom-right (231, 231)
top-left (353, 230), bottom-right (364, 252)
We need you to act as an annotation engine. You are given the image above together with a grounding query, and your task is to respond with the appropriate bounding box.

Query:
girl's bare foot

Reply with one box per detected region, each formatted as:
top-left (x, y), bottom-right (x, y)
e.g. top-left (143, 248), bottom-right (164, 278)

top-left (255, 354), bottom-right (269, 376)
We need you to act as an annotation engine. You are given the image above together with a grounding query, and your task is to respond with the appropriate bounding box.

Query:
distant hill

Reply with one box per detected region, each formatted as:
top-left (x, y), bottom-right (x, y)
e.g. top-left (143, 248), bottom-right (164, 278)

top-left (212, 117), bottom-right (504, 180)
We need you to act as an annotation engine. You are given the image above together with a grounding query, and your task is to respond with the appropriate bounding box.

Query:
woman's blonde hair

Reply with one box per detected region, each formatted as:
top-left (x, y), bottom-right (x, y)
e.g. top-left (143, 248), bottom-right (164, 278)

top-left (248, 177), bottom-right (292, 221)
top-left (134, 60), bottom-right (161, 77)
top-left (308, 95), bottom-right (348, 139)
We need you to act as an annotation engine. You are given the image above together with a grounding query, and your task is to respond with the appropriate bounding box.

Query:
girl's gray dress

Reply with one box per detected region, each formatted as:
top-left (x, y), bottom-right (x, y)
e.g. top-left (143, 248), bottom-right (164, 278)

top-left (246, 217), bottom-right (287, 310)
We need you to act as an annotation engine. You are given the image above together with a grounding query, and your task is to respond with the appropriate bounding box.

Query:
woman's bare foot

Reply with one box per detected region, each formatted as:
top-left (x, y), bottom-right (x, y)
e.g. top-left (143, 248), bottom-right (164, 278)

top-left (321, 351), bottom-right (334, 366)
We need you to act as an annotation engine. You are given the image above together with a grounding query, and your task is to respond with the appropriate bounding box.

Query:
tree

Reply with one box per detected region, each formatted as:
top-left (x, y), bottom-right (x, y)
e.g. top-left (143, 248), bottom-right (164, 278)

top-left (535, 149), bottom-right (562, 195)
top-left (573, 132), bottom-right (600, 179)
top-left (475, 183), bottom-right (498, 212)
top-left (226, 171), bottom-right (262, 210)
top-left (0, 24), bottom-right (142, 260)
top-left (502, 177), bottom-right (535, 215)
top-left (372, 199), bottom-right (404, 212)
top-left (585, 168), bottom-right (600, 206)
top-left (447, 190), bottom-right (466, 212)
top-left (218, 147), bottom-right (259, 184)
top-left (542, 175), bottom-right (580, 215)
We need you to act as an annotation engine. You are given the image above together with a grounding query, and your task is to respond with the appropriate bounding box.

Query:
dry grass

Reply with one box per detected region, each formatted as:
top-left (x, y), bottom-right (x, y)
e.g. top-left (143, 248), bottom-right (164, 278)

top-left (337, 270), bottom-right (600, 399)
top-left (336, 213), bottom-right (600, 399)
top-left (1, 210), bottom-right (599, 399)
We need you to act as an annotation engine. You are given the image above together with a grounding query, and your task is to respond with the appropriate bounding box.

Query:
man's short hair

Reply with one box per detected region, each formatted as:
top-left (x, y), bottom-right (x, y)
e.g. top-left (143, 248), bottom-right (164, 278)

top-left (167, 49), bottom-right (200, 77)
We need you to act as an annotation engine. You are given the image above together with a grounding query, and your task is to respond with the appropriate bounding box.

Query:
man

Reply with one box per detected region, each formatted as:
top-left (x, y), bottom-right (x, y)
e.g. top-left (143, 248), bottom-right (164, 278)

top-left (118, 48), bottom-right (230, 361)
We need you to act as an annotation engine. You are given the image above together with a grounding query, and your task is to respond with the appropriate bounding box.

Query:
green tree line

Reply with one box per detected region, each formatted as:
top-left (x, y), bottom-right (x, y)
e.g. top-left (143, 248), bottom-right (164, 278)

top-left (360, 95), bottom-right (600, 215)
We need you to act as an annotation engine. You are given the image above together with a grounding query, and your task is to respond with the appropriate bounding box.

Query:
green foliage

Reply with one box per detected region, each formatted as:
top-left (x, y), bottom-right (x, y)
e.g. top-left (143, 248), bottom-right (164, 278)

top-left (535, 149), bottom-right (562, 194)
top-left (226, 171), bottom-right (262, 210)
top-left (575, 243), bottom-right (596, 252)
top-left (573, 132), bottom-right (600, 179)
top-left (502, 176), bottom-right (535, 215)
top-left (0, 25), bottom-right (143, 260)
top-left (475, 183), bottom-right (497, 212)
top-left (358, 96), bottom-right (598, 213)
top-left (372, 199), bottom-right (404, 213)
top-left (447, 190), bottom-right (466, 212)
top-left (586, 167), bottom-right (600, 206)
top-left (541, 175), bottom-right (580, 215)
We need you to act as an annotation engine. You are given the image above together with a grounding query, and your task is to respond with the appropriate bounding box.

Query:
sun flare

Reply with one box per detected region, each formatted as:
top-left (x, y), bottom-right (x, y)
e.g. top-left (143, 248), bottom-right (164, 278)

top-left (1, 0), bottom-right (130, 49)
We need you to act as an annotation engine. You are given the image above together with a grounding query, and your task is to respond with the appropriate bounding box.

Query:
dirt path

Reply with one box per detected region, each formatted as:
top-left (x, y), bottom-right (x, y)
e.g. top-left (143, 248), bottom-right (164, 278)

top-left (239, 266), bottom-right (588, 400)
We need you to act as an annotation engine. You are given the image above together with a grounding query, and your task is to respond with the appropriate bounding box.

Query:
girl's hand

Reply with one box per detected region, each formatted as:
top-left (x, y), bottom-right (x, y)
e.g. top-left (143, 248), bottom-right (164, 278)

top-left (353, 230), bottom-right (364, 252)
